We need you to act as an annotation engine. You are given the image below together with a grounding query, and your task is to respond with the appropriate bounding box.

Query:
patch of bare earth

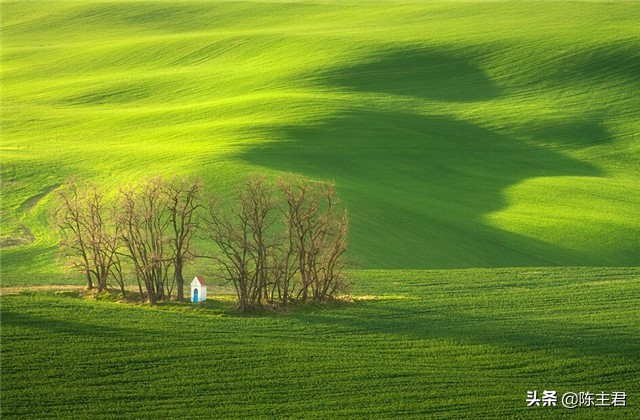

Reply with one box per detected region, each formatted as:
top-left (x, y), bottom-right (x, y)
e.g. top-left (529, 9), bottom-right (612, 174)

top-left (0, 285), bottom-right (82, 296)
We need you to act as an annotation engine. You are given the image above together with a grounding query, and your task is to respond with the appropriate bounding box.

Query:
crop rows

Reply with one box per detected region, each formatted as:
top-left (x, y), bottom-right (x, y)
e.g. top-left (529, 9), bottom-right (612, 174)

top-left (2, 267), bottom-right (638, 418)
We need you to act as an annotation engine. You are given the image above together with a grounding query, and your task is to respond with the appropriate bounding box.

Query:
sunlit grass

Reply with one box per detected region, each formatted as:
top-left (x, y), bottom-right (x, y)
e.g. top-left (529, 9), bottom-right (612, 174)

top-left (1, 0), bottom-right (639, 272)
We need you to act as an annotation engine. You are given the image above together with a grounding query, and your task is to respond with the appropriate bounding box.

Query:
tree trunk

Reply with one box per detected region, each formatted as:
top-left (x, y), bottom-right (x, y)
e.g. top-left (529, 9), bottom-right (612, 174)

top-left (85, 271), bottom-right (93, 290)
top-left (175, 260), bottom-right (184, 301)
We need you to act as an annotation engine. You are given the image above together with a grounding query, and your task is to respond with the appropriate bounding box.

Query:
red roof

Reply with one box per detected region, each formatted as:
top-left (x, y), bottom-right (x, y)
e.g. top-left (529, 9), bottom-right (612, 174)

top-left (195, 275), bottom-right (207, 286)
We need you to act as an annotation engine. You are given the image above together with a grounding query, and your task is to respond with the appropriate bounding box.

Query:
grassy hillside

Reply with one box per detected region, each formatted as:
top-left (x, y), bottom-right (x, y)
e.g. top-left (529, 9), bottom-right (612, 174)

top-left (2, 1), bottom-right (639, 273)
top-left (2, 267), bottom-right (639, 418)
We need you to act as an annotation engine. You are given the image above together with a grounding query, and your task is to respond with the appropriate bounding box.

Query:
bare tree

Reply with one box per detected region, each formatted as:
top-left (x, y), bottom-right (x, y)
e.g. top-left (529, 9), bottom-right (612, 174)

top-left (163, 178), bottom-right (202, 301)
top-left (106, 210), bottom-right (128, 298)
top-left (55, 181), bottom-right (120, 292)
top-left (268, 222), bottom-right (299, 305)
top-left (204, 195), bottom-right (255, 311)
top-left (203, 176), bottom-right (279, 310)
top-left (278, 176), bottom-right (350, 303)
top-left (278, 176), bottom-right (317, 303)
top-left (240, 176), bottom-right (278, 304)
top-left (108, 246), bottom-right (128, 298)
top-left (56, 183), bottom-right (93, 289)
top-left (116, 178), bottom-right (172, 305)
top-left (313, 200), bottom-right (349, 300)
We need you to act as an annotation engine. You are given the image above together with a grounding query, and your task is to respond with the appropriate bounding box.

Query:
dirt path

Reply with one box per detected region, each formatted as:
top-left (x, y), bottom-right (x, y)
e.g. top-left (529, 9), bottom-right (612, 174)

top-left (0, 285), bottom-right (82, 296)
top-left (0, 284), bottom-right (237, 297)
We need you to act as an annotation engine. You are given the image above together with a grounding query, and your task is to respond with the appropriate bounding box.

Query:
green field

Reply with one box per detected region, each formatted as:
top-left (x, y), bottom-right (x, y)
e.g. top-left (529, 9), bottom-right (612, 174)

top-left (2, 1), bottom-right (640, 418)
top-left (2, 268), bottom-right (639, 418)
top-left (2, 0), bottom-right (639, 273)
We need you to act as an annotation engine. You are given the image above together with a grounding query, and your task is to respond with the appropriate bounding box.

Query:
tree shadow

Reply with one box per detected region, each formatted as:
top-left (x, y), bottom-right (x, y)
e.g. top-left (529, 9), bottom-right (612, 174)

top-left (291, 299), bottom-right (640, 364)
top-left (0, 309), bottom-right (168, 340)
top-left (546, 45), bottom-right (640, 86)
top-left (240, 46), bottom-right (612, 268)
top-left (519, 120), bottom-right (612, 149)
top-left (315, 47), bottom-right (502, 102)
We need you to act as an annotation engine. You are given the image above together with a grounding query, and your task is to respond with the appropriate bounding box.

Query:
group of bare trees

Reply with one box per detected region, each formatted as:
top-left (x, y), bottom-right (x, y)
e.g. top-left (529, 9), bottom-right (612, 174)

top-left (56, 183), bottom-right (121, 293)
top-left (205, 176), bottom-right (349, 310)
top-left (115, 178), bottom-right (201, 304)
top-left (55, 175), bottom-right (349, 309)
top-left (55, 177), bottom-right (201, 304)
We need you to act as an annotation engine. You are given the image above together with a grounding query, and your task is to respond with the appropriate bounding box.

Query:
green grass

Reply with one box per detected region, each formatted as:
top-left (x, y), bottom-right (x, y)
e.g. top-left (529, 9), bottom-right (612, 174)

top-left (2, 267), bottom-right (639, 418)
top-left (2, 3), bottom-right (638, 418)
top-left (2, 1), bottom-right (639, 273)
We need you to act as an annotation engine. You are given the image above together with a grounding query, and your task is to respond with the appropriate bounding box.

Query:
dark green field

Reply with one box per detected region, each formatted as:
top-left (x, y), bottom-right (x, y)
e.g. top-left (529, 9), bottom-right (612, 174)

top-left (2, 268), bottom-right (639, 418)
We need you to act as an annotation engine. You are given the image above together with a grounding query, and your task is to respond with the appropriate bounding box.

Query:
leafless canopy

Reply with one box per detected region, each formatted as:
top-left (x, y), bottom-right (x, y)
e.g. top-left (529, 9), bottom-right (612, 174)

top-left (278, 175), bottom-right (349, 303)
top-left (55, 181), bottom-right (122, 293)
top-left (116, 178), bottom-right (173, 305)
top-left (55, 174), bottom-right (350, 309)
top-left (163, 178), bottom-right (203, 301)
top-left (204, 175), bottom-right (350, 310)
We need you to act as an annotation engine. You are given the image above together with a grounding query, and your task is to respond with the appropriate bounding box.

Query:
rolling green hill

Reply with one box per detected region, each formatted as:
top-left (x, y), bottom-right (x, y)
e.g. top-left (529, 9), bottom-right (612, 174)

top-left (2, 1), bottom-right (639, 274)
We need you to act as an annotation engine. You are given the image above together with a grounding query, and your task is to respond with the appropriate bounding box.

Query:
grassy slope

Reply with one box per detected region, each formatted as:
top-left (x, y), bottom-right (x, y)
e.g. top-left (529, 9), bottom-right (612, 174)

top-left (2, 267), bottom-right (639, 418)
top-left (1, 1), bottom-right (639, 274)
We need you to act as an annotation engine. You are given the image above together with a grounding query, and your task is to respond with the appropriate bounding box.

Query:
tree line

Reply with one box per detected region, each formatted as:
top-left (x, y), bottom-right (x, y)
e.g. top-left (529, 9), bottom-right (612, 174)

top-left (54, 175), bottom-right (349, 309)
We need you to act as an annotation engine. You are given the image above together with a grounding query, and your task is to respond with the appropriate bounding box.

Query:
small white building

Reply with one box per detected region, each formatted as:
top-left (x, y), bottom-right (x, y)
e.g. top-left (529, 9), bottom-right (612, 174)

top-left (191, 276), bottom-right (207, 303)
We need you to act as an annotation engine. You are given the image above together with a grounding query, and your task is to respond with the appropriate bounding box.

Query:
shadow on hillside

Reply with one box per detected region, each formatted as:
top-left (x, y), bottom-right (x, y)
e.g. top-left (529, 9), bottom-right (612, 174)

top-left (293, 299), bottom-right (640, 364)
top-left (240, 46), bottom-right (612, 268)
top-left (519, 120), bottom-right (612, 149)
top-left (0, 309), bottom-right (169, 340)
top-left (548, 45), bottom-right (640, 85)
top-left (316, 48), bottom-right (502, 102)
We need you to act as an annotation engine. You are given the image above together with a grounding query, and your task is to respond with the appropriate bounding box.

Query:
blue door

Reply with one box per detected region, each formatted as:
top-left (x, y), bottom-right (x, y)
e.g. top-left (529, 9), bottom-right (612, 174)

top-left (193, 288), bottom-right (199, 302)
